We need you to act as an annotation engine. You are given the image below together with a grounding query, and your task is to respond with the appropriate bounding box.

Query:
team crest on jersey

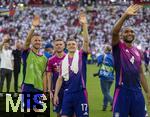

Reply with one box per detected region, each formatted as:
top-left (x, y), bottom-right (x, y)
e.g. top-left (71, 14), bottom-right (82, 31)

top-left (54, 63), bottom-right (57, 65)
top-left (126, 49), bottom-right (129, 53)
top-left (83, 112), bottom-right (88, 116)
top-left (130, 56), bottom-right (135, 64)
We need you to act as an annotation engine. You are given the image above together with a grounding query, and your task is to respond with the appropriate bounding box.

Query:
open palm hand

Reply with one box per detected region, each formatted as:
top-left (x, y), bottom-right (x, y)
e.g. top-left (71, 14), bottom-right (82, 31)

top-left (32, 15), bottom-right (40, 26)
top-left (125, 4), bottom-right (142, 16)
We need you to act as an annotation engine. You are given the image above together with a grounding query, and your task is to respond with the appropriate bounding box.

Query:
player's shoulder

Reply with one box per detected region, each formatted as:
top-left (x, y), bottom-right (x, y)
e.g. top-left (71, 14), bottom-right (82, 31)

top-left (79, 49), bottom-right (88, 55)
top-left (132, 45), bottom-right (141, 52)
top-left (112, 40), bottom-right (123, 49)
top-left (132, 45), bottom-right (142, 57)
top-left (48, 55), bottom-right (56, 62)
top-left (22, 48), bottom-right (31, 55)
top-left (42, 54), bottom-right (48, 60)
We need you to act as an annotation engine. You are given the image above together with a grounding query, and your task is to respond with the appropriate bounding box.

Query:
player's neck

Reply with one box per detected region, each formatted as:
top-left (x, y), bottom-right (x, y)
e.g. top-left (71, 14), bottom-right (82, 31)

top-left (68, 52), bottom-right (74, 58)
top-left (125, 42), bottom-right (132, 48)
top-left (56, 52), bottom-right (64, 58)
top-left (32, 47), bottom-right (39, 54)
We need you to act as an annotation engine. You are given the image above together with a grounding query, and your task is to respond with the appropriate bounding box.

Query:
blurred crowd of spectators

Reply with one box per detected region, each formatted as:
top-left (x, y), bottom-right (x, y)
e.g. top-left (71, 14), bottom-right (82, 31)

top-left (0, 1), bottom-right (149, 54)
top-left (0, 0), bottom-right (135, 6)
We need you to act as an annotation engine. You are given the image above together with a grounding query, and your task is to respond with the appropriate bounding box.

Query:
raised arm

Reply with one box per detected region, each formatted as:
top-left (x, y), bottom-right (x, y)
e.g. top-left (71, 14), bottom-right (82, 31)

top-left (0, 35), bottom-right (10, 51)
top-left (79, 12), bottom-right (89, 53)
top-left (112, 4), bottom-right (142, 46)
top-left (24, 15), bottom-right (40, 50)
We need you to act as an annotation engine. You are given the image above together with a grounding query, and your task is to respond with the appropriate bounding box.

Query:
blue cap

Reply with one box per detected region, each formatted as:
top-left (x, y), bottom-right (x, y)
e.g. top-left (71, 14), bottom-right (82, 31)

top-left (45, 43), bottom-right (53, 49)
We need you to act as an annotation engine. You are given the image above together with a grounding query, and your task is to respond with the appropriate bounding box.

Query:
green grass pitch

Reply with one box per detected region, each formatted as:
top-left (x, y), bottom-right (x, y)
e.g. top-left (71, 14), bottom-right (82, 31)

top-left (1, 64), bottom-right (150, 117)
top-left (50, 64), bottom-right (150, 117)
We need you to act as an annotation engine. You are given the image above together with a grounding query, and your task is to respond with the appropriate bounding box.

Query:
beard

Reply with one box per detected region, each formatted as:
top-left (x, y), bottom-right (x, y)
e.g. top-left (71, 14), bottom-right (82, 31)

top-left (124, 39), bottom-right (134, 43)
top-left (123, 36), bottom-right (134, 44)
top-left (57, 50), bottom-right (63, 53)
top-left (33, 45), bottom-right (40, 50)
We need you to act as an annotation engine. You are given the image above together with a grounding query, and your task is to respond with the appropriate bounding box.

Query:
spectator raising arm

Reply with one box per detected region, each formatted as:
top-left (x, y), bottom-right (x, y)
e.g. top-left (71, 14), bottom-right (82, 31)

top-left (0, 35), bottom-right (10, 51)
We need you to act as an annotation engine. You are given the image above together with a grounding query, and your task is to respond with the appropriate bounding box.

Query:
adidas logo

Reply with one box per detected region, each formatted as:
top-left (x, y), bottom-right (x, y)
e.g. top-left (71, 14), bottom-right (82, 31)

top-left (83, 112), bottom-right (88, 115)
